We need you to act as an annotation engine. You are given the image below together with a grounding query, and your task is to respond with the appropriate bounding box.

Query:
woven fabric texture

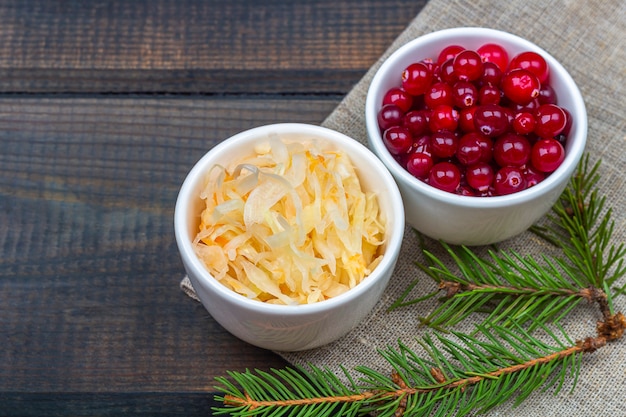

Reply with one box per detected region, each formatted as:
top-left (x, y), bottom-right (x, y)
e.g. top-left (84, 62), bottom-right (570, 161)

top-left (181, 0), bottom-right (625, 414)
top-left (278, 0), bottom-right (626, 415)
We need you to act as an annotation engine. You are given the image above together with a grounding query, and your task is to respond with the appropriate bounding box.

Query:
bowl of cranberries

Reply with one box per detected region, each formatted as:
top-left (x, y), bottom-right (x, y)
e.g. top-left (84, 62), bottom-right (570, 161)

top-left (365, 27), bottom-right (587, 245)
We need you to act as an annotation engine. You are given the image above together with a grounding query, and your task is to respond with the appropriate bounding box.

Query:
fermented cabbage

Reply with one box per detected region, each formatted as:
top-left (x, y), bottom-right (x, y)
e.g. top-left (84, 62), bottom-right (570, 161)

top-left (193, 135), bottom-right (385, 304)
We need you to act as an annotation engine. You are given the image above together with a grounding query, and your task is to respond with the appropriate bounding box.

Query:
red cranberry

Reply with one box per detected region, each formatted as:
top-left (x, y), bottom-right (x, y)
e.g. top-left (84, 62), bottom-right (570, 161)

top-left (512, 112), bottom-right (537, 135)
top-left (466, 162), bottom-right (495, 192)
top-left (479, 61), bottom-right (503, 86)
top-left (509, 51), bottom-right (549, 84)
top-left (453, 50), bottom-right (483, 81)
top-left (437, 44), bottom-right (464, 64)
top-left (538, 84), bottom-right (558, 105)
top-left (473, 104), bottom-right (510, 137)
top-left (429, 162), bottom-right (461, 193)
top-left (456, 108), bottom-right (474, 133)
top-left (402, 62), bottom-right (433, 95)
top-left (478, 84), bottom-right (501, 105)
top-left (494, 166), bottom-right (527, 195)
top-left (425, 82), bottom-right (454, 108)
top-left (534, 104), bottom-right (567, 138)
top-left (376, 43), bottom-right (568, 197)
top-left (383, 87), bottom-right (413, 112)
top-left (429, 104), bottom-right (459, 132)
top-left (438, 58), bottom-right (457, 84)
top-left (403, 110), bottom-right (430, 136)
top-left (456, 132), bottom-right (485, 166)
top-left (431, 130), bottom-right (458, 158)
top-left (531, 138), bottom-right (565, 173)
top-left (377, 104), bottom-right (404, 131)
top-left (523, 164), bottom-right (546, 187)
top-left (493, 133), bottom-right (531, 167)
top-left (406, 152), bottom-right (434, 179)
top-left (452, 81), bottom-right (478, 108)
top-left (477, 43), bottom-right (509, 72)
top-left (412, 134), bottom-right (432, 156)
top-left (501, 69), bottom-right (541, 105)
top-left (383, 126), bottom-right (413, 155)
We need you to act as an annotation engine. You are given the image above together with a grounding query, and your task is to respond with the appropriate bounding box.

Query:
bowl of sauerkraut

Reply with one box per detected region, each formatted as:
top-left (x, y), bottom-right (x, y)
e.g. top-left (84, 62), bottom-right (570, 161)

top-left (175, 123), bottom-right (405, 351)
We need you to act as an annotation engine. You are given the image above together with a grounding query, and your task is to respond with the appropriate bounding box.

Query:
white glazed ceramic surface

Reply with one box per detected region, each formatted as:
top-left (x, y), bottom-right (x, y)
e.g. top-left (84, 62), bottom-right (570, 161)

top-left (365, 27), bottom-right (587, 245)
top-left (174, 123), bottom-right (405, 351)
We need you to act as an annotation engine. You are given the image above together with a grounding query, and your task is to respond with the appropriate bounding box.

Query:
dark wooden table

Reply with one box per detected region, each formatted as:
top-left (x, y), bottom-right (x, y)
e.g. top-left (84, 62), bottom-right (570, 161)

top-left (0, 1), bottom-right (428, 415)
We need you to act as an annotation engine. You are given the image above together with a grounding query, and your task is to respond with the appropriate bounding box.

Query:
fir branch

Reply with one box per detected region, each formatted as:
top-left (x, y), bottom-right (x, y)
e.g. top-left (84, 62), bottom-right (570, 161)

top-left (392, 242), bottom-right (594, 331)
top-left (213, 323), bottom-right (618, 417)
top-left (391, 155), bottom-right (623, 331)
top-left (531, 154), bottom-right (626, 297)
top-left (212, 154), bottom-right (626, 417)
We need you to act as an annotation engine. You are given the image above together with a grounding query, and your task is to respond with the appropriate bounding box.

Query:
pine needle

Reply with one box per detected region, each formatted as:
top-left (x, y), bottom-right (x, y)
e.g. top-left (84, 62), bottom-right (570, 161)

top-left (212, 154), bottom-right (626, 417)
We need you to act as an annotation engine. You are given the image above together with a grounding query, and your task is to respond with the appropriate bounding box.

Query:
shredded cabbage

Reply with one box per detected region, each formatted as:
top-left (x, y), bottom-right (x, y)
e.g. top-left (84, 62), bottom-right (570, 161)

top-left (193, 136), bottom-right (386, 305)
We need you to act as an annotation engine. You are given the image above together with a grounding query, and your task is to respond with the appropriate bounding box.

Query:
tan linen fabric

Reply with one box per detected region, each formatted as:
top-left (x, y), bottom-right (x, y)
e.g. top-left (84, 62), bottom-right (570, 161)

top-left (182, 0), bottom-right (626, 415)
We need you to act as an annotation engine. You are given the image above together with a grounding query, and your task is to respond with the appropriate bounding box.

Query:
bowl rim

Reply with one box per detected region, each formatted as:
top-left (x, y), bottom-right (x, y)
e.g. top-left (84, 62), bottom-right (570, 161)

top-left (365, 27), bottom-right (588, 208)
top-left (174, 122), bottom-right (405, 316)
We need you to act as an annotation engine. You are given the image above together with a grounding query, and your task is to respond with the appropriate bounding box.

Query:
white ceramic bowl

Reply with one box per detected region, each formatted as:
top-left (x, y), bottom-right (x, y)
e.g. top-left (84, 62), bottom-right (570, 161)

top-left (365, 27), bottom-right (587, 245)
top-left (174, 123), bottom-right (405, 351)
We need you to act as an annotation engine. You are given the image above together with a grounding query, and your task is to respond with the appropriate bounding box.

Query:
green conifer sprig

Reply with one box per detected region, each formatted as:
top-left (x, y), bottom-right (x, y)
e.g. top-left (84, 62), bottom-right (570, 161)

top-left (531, 155), bottom-right (626, 302)
top-left (389, 243), bottom-right (592, 331)
top-left (213, 322), bottom-right (602, 417)
top-left (212, 154), bottom-right (625, 416)
top-left (390, 155), bottom-right (622, 331)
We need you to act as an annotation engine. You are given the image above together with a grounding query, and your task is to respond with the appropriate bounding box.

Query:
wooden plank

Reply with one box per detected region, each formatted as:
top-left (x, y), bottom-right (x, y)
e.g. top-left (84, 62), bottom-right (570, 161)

top-left (0, 97), bottom-right (338, 392)
top-left (0, 0), bottom-right (428, 93)
top-left (0, 392), bottom-right (216, 416)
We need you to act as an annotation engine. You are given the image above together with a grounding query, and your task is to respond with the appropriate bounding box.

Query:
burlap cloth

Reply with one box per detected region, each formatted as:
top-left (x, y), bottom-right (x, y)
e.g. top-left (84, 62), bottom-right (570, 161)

top-left (182, 0), bottom-right (626, 414)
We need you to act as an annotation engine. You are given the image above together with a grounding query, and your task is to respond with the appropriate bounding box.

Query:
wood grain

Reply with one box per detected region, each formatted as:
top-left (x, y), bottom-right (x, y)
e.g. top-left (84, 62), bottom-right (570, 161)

top-left (0, 0), bottom-right (429, 414)
top-left (0, 97), bottom-right (337, 392)
top-left (0, 0), bottom-right (427, 94)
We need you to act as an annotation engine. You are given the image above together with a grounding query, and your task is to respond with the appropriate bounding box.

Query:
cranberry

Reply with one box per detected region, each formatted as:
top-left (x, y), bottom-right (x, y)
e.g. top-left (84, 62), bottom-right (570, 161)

top-left (493, 133), bottom-right (531, 167)
top-left (412, 134), bottom-right (432, 156)
top-left (538, 84), bottom-right (558, 105)
top-left (457, 132), bottom-right (485, 166)
top-left (406, 152), bottom-right (434, 179)
top-left (531, 138), bottom-right (565, 172)
top-left (452, 81), bottom-right (478, 108)
top-left (437, 45), bottom-right (464, 65)
top-left (523, 164), bottom-right (546, 187)
top-left (377, 104), bottom-right (404, 131)
top-left (501, 69), bottom-right (541, 105)
top-left (479, 61), bottom-right (503, 86)
top-left (473, 104), bottom-right (510, 137)
top-left (458, 107), bottom-right (477, 133)
top-left (429, 162), bottom-right (461, 192)
top-left (425, 82), bottom-right (454, 108)
top-left (438, 58), bottom-right (457, 84)
top-left (431, 131), bottom-right (458, 158)
top-left (512, 112), bottom-right (536, 135)
top-left (475, 134), bottom-right (494, 163)
top-left (453, 50), bottom-right (483, 81)
top-left (494, 166), bottom-right (527, 195)
top-left (376, 43), bottom-right (568, 197)
top-left (383, 87), bottom-right (413, 112)
top-left (466, 162), bottom-right (495, 192)
top-left (513, 98), bottom-right (540, 115)
top-left (509, 51), bottom-right (549, 84)
top-left (403, 110), bottom-right (430, 136)
top-left (420, 58), bottom-right (438, 76)
top-left (477, 43), bottom-right (509, 72)
top-left (383, 126), bottom-right (413, 155)
top-left (478, 84), bottom-right (501, 105)
top-left (534, 104), bottom-right (567, 138)
top-left (402, 62), bottom-right (433, 96)
top-left (429, 104), bottom-right (459, 132)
